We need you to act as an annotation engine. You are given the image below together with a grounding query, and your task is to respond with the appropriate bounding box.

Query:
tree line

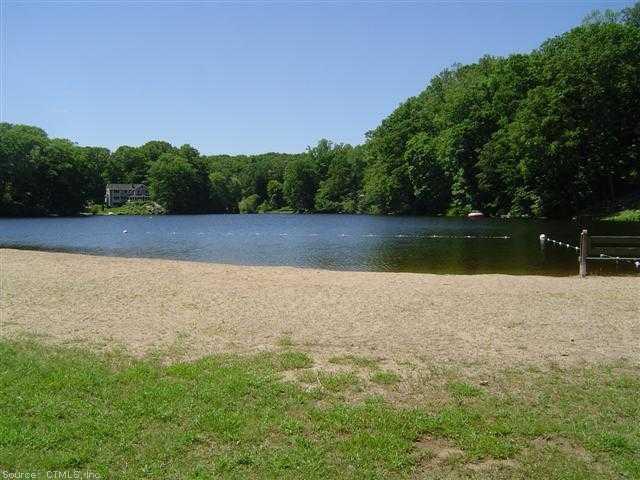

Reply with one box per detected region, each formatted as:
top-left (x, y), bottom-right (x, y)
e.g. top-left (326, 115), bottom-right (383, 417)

top-left (1, 3), bottom-right (639, 218)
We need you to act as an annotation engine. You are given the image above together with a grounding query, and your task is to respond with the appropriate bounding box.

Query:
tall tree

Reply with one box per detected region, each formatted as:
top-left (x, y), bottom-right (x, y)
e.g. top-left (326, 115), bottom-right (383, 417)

top-left (148, 153), bottom-right (211, 213)
top-left (283, 157), bottom-right (318, 212)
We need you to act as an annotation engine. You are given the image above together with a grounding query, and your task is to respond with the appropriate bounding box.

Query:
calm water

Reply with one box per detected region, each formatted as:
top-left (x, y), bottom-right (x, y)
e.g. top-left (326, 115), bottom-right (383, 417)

top-left (1, 214), bottom-right (639, 275)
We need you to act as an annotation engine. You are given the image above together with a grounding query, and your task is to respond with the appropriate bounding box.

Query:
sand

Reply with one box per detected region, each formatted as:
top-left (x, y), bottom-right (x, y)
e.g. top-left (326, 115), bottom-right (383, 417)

top-left (1, 248), bottom-right (639, 368)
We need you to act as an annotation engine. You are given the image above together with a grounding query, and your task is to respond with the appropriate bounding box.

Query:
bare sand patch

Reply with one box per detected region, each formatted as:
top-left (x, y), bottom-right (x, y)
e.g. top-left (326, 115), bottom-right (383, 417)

top-left (1, 248), bottom-right (639, 369)
top-left (415, 436), bottom-right (464, 464)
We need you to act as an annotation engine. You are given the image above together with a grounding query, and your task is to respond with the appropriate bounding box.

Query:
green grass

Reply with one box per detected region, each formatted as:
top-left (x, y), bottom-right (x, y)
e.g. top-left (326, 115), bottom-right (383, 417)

top-left (370, 371), bottom-right (401, 385)
top-left (1, 340), bottom-right (639, 479)
top-left (448, 381), bottom-right (485, 399)
top-left (317, 371), bottom-right (361, 393)
top-left (87, 201), bottom-right (166, 216)
top-left (602, 209), bottom-right (640, 222)
top-left (275, 351), bottom-right (313, 370)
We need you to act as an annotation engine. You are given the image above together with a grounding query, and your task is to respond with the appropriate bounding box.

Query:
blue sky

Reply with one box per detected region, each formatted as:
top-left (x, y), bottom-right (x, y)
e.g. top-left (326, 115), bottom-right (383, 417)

top-left (1, 0), bottom-right (633, 154)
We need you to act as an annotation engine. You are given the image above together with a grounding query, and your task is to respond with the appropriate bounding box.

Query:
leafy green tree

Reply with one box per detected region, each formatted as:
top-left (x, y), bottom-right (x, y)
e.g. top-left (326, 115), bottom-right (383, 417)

top-left (209, 171), bottom-right (240, 213)
top-left (267, 180), bottom-right (284, 209)
top-left (139, 141), bottom-right (176, 165)
top-left (28, 139), bottom-right (94, 215)
top-left (148, 153), bottom-right (211, 213)
top-left (622, 2), bottom-right (640, 27)
top-left (238, 194), bottom-right (260, 213)
top-left (403, 133), bottom-right (451, 214)
top-left (307, 138), bottom-right (335, 178)
top-left (178, 144), bottom-right (200, 161)
top-left (314, 144), bottom-right (364, 213)
top-left (0, 123), bottom-right (49, 215)
top-left (582, 2), bottom-right (640, 27)
top-left (104, 146), bottom-right (148, 184)
top-left (360, 162), bottom-right (404, 215)
top-left (81, 147), bottom-right (110, 204)
top-left (362, 96), bottom-right (423, 214)
top-left (582, 8), bottom-right (622, 25)
top-left (490, 22), bottom-right (640, 217)
top-left (362, 8), bottom-right (640, 218)
top-left (283, 157), bottom-right (318, 212)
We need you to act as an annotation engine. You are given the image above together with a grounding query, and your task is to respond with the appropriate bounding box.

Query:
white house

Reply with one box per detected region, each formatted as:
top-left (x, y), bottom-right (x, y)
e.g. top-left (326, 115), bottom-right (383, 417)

top-left (104, 184), bottom-right (150, 207)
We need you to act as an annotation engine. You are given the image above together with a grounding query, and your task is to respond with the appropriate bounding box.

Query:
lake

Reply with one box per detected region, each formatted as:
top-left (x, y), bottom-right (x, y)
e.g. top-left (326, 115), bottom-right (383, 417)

top-left (1, 214), bottom-right (639, 275)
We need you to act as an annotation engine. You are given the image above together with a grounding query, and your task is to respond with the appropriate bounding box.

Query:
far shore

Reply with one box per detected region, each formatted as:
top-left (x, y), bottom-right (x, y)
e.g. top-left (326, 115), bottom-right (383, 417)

top-left (2, 207), bottom-right (639, 222)
top-left (2, 248), bottom-right (638, 371)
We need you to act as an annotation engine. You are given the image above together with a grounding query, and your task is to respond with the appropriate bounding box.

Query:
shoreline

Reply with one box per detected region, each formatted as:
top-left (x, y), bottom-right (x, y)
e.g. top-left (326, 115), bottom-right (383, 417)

top-left (2, 209), bottom-right (639, 221)
top-left (2, 248), bottom-right (639, 371)
top-left (0, 244), bottom-right (583, 277)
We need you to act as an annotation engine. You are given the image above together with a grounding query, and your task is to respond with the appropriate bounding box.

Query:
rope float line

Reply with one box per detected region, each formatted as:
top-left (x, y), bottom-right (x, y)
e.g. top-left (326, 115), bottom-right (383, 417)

top-left (539, 234), bottom-right (580, 252)
top-left (593, 252), bottom-right (640, 267)
top-left (136, 232), bottom-right (512, 240)
top-left (540, 234), bottom-right (640, 269)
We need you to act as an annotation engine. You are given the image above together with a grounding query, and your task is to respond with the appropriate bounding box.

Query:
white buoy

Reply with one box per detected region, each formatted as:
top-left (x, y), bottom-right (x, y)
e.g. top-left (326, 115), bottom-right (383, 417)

top-left (122, 229), bottom-right (128, 234)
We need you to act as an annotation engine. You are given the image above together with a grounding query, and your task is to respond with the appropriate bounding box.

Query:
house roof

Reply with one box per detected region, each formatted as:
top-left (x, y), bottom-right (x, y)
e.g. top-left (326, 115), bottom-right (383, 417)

top-left (105, 183), bottom-right (147, 189)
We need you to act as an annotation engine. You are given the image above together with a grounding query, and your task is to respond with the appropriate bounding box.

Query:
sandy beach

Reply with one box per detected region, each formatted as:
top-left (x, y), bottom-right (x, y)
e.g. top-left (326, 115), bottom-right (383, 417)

top-left (2, 248), bottom-right (639, 368)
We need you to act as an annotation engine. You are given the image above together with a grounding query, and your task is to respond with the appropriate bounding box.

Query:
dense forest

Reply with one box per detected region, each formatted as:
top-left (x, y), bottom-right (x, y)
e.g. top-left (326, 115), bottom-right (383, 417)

top-left (1, 4), bottom-right (639, 218)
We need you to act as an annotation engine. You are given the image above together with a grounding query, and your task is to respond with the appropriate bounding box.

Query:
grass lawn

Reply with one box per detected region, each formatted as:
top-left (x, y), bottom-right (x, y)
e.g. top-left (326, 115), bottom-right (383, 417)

top-left (602, 209), bottom-right (640, 222)
top-left (1, 340), bottom-right (639, 479)
top-left (87, 201), bottom-right (166, 216)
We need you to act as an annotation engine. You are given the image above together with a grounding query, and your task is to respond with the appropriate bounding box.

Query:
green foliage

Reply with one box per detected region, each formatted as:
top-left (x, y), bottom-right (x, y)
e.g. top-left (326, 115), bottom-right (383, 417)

top-left (583, 2), bottom-right (640, 27)
top-left (205, 152), bottom-right (303, 212)
top-left (603, 209), bottom-right (640, 222)
top-left (148, 153), bottom-right (211, 213)
top-left (94, 201), bottom-right (166, 216)
top-left (0, 124), bottom-right (105, 216)
top-left (266, 179), bottom-right (284, 209)
top-left (363, 8), bottom-right (640, 217)
top-left (105, 146), bottom-right (148, 184)
top-left (360, 161), bottom-right (406, 215)
top-left (314, 143), bottom-right (365, 213)
top-left (209, 171), bottom-right (240, 213)
top-left (283, 157), bottom-right (318, 212)
top-left (404, 133), bottom-right (451, 213)
top-left (484, 22), bottom-right (640, 217)
top-left (81, 147), bottom-right (110, 204)
top-left (622, 2), bottom-right (640, 27)
top-left (238, 194), bottom-right (260, 213)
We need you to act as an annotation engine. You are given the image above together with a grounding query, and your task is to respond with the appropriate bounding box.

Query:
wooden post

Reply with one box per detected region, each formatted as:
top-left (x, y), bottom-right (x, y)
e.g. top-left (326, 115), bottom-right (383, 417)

top-left (579, 229), bottom-right (589, 277)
